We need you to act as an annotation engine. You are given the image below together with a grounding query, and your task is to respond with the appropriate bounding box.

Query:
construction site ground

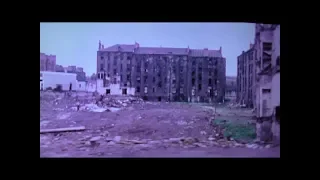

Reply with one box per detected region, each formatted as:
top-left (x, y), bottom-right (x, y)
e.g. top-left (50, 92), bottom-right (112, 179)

top-left (40, 92), bottom-right (280, 157)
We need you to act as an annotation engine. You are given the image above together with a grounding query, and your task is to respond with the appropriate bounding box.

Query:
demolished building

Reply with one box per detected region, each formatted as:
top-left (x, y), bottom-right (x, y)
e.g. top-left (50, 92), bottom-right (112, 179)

top-left (253, 24), bottom-right (280, 144)
top-left (96, 42), bottom-right (226, 102)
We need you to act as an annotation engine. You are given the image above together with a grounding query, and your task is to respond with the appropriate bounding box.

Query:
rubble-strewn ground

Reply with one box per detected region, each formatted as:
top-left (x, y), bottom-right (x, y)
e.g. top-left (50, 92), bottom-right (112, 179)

top-left (40, 91), bottom-right (280, 157)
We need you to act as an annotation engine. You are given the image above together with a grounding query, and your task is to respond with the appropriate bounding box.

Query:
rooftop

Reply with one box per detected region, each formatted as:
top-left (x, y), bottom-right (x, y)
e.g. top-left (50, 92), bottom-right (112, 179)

top-left (99, 44), bottom-right (223, 57)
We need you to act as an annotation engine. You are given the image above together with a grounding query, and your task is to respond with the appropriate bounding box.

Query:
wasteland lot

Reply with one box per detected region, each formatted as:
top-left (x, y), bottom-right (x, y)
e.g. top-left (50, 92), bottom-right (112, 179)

top-left (40, 91), bottom-right (280, 157)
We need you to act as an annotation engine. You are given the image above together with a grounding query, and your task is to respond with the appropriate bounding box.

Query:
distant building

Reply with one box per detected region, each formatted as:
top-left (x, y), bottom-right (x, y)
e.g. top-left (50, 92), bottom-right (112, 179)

top-left (40, 53), bottom-right (56, 72)
top-left (40, 71), bottom-right (77, 91)
top-left (55, 65), bottom-right (65, 72)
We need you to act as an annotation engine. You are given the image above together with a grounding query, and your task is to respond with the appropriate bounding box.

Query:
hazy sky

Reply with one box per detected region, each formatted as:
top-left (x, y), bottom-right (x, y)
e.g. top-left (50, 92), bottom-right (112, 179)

top-left (40, 23), bottom-right (255, 76)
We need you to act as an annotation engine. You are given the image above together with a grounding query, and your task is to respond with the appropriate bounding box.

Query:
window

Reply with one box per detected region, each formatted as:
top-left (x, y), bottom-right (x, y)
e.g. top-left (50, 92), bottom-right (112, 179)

top-left (101, 56), bottom-right (104, 60)
top-left (172, 79), bottom-right (176, 84)
top-left (208, 79), bottom-right (212, 85)
top-left (100, 64), bottom-right (104, 71)
top-left (198, 84), bottom-right (202, 91)
top-left (113, 69), bottom-right (117, 75)
top-left (113, 78), bottom-right (117, 84)
top-left (276, 56), bottom-right (280, 66)
top-left (136, 86), bottom-right (140, 93)
top-left (263, 42), bottom-right (272, 51)
top-left (192, 78), bottom-right (195, 86)
top-left (192, 71), bottom-right (195, 76)
top-left (153, 87), bottom-right (155, 93)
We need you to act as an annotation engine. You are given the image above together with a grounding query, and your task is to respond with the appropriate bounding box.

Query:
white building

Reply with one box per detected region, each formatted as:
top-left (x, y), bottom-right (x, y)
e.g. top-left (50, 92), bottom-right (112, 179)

top-left (40, 71), bottom-right (77, 91)
top-left (85, 73), bottom-right (135, 95)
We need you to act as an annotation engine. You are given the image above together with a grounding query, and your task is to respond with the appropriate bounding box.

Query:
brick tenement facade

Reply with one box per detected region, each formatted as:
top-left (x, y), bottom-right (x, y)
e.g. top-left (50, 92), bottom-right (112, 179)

top-left (236, 44), bottom-right (256, 108)
top-left (40, 53), bottom-right (56, 72)
top-left (96, 42), bottom-right (226, 102)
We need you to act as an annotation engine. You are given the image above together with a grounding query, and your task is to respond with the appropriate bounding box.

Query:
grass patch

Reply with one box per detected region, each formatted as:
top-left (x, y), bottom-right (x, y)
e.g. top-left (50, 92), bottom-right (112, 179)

top-left (212, 119), bottom-right (256, 142)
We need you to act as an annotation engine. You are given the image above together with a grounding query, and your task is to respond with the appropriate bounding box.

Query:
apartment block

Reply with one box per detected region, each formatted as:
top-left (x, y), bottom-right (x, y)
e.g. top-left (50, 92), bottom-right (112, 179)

top-left (96, 42), bottom-right (226, 102)
top-left (40, 53), bottom-right (56, 72)
top-left (236, 44), bottom-right (256, 107)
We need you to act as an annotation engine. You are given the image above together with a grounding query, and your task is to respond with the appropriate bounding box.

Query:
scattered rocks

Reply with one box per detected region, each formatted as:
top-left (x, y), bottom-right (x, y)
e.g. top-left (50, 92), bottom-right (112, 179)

top-left (246, 144), bottom-right (259, 149)
top-left (89, 136), bottom-right (101, 142)
top-left (200, 131), bottom-right (207, 135)
top-left (208, 137), bottom-right (216, 141)
top-left (194, 143), bottom-right (207, 148)
top-left (113, 136), bottom-right (122, 143)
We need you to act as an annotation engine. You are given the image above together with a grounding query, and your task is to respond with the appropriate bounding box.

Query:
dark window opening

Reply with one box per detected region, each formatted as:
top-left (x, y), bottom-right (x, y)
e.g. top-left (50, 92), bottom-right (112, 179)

top-left (263, 42), bottom-right (272, 51)
top-left (113, 69), bottom-right (117, 75)
top-left (192, 78), bottom-right (195, 86)
top-left (120, 64), bottom-right (123, 71)
top-left (100, 64), bottom-right (104, 71)
top-left (214, 79), bottom-right (217, 85)
top-left (127, 56), bottom-right (131, 60)
top-left (198, 75), bottom-right (202, 81)
top-left (192, 71), bottom-right (195, 76)
top-left (124, 83), bottom-right (127, 87)
top-left (122, 88), bottom-right (127, 95)
top-left (153, 88), bottom-right (155, 93)
top-left (210, 89), bottom-right (214, 97)
top-left (101, 56), bottom-right (104, 60)
top-left (137, 79), bottom-right (141, 83)
top-left (214, 69), bottom-right (217, 76)
top-left (208, 79), bottom-right (212, 86)
top-left (153, 77), bottom-right (156, 83)
top-left (275, 106), bottom-right (280, 122)
top-left (172, 79), bottom-right (176, 84)
top-left (276, 56), bottom-right (280, 66)
top-left (137, 66), bottom-right (141, 72)
top-left (113, 78), bottom-right (117, 84)
top-left (107, 74), bottom-right (110, 77)
top-left (198, 84), bottom-right (202, 91)
top-left (192, 61), bottom-right (196, 66)
top-left (209, 71), bottom-right (212, 76)
top-left (127, 75), bottom-right (130, 81)
top-left (143, 96), bottom-right (148, 101)
top-left (136, 86), bottom-right (140, 93)
top-left (262, 89), bottom-right (271, 93)
top-left (144, 76), bottom-right (147, 83)
top-left (157, 73), bottom-right (161, 77)
top-left (198, 67), bottom-right (202, 72)
top-left (158, 82), bottom-right (162, 88)
top-left (158, 97), bottom-right (162, 101)
top-left (106, 89), bottom-right (111, 95)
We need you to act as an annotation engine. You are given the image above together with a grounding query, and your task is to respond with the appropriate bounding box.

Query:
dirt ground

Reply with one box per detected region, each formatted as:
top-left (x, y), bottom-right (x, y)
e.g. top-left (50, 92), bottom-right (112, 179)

top-left (40, 92), bottom-right (280, 157)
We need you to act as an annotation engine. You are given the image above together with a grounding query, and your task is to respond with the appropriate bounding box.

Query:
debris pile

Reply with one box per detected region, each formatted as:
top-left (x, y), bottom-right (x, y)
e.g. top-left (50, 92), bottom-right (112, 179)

top-left (102, 96), bottom-right (144, 108)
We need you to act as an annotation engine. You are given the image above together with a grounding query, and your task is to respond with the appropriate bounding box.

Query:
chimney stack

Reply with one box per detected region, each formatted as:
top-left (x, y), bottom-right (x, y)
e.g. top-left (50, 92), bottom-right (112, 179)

top-left (219, 46), bottom-right (222, 53)
top-left (203, 48), bottom-right (209, 56)
top-left (135, 42), bottom-right (140, 49)
top-left (99, 40), bottom-right (101, 50)
top-left (102, 44), bottom-right (104, 49)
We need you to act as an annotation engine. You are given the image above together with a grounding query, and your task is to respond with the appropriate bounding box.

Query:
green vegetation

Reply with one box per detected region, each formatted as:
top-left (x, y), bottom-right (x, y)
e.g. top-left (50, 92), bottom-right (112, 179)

top-left (212, 119), bottom-right (256, 142)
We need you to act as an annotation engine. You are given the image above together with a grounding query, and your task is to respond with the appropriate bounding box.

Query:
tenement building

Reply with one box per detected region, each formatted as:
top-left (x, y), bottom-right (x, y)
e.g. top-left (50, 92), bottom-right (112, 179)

top-left (236, 44), bottom-right (256, 108)
top-left (96, 41), bottom-right (226, 102)
top-left (40, 53), bottom-right (56, 72)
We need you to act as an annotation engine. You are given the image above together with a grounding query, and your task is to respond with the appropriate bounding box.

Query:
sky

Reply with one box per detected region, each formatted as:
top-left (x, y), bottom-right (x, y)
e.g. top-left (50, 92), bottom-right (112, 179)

top-left (40, 23), bottom-right (255, 76)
